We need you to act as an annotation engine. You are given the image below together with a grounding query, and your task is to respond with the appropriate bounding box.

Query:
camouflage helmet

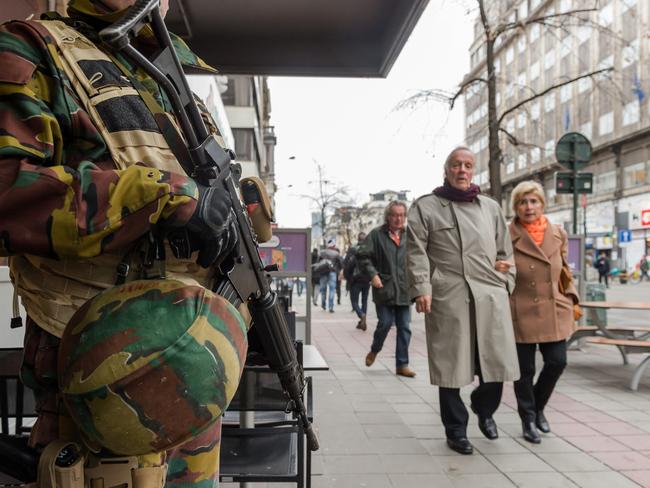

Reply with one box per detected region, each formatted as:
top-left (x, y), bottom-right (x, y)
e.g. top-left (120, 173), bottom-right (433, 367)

top-left (58, 279), bottom-right (248, 456)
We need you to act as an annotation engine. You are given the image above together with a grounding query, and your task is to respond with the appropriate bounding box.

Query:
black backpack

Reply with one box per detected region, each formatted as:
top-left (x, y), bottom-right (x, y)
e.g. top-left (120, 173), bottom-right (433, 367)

top-left (343, 247), bottom-right (358, 281)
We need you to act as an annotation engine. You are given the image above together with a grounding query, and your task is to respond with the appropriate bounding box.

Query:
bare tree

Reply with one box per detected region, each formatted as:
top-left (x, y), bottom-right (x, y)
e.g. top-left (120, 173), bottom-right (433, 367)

top-left (300, 161), bottom-right (352, 247)
top-left (330, 205), bottom-right (375, 250)
top-left (397, 0), bottom-right (624, 204)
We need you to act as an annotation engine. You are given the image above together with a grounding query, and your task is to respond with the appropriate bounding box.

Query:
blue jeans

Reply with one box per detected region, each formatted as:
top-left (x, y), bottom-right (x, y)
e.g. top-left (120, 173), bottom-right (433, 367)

top-left (371, 304), bottom-right (412, 367)
top-left (350, 282), bottom-right (370, 318)
top-left (320, 271), bottom-right (337, 311)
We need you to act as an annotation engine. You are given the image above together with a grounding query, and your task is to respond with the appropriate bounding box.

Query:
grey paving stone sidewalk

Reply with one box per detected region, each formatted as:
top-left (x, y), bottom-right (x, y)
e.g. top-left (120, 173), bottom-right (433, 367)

top-left (225, 282), bottom-right (650, 488)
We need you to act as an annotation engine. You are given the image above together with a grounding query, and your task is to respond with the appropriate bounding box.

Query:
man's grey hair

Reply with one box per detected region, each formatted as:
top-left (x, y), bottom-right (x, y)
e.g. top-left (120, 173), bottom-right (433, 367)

top-left (383, 200), bottom-right (408, 225)
top-left (444, 146), bottom-right (475, 171)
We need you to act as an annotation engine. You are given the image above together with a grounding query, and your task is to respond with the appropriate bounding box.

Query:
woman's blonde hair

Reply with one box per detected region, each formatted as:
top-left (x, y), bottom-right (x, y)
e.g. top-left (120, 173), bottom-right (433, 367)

top-left (510, 180), bottom-right (546, 214)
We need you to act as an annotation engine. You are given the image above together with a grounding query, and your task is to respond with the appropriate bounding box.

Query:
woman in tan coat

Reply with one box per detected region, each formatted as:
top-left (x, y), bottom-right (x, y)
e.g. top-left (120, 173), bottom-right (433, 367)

top-left (509, 181), bottom-right (580, 444)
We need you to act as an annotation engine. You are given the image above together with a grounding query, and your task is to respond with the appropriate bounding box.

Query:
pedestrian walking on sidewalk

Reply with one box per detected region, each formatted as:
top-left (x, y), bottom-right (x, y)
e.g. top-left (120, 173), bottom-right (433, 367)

top-left (358, 201), bottom-right (415, 378)
top-left (407, 147), bottom-right (519, 455)
top-left (508, 181), bottom-right (582, 444)
top-left (318, 241), bottom-right (344, 312)
top-left (594, 252), bottom-right (610, 288)
top-left (343, 232), bottom-right (371, 330)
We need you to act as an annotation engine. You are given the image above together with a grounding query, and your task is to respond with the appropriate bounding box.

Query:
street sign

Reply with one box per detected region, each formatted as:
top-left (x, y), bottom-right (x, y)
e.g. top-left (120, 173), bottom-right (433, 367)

top-left (555, 172), bottom-right (593, 194)
top-left (618, 229), bottom-right (632, 243)
top-left (555, 132), bottom-right (593, 170)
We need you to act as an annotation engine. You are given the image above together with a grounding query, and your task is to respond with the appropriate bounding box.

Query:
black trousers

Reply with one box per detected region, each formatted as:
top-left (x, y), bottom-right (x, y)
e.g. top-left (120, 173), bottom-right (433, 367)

top-left (438, 350), bottom-right (503, 439)
top-left (513, 340), bottom-right (567, 422)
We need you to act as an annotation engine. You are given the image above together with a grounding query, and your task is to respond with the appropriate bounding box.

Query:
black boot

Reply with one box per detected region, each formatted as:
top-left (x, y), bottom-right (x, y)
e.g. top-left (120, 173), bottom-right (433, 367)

top-left (522, 421), bottom-right (541, 444)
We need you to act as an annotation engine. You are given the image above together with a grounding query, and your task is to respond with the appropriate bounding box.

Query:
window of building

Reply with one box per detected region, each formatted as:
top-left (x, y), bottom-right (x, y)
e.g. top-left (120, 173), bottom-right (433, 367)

top-left (531, 0), bottom-right (542, 10)
top-left (596, 55), bottom-right (614, 83)
top-left (560, 0), bottom-right (571, 11)
top-left (544, 50), bottom-right (555, 70)
top-left (531, 147), bottom-right (541, 163)
top-left (622, 0), bottom-right (637, 11)
top-left (598, 3), bottom-right (613, 26)
top-left (517, 72), bottom-right (526, 90)
top-left (580, 121), bottom-right (592, 139)
top-left (624, 162), bottom-right (646, 188)
top-left (545, 93), bottom-right (555, 112)
top-left (599, 112), bottom-right (613, 135)
top-left (597, 171), bottom-right (616, 193)
top-left (507, 161), bottom-right (515, 174)
top-left (622, 40), bottom-right (639, 69)
top-left (577, 26), bottom-right (591, 44)
top-left (506, 82), bottom-right (514, 98)
top-left (518, 2), bottom-right (528, 20)
top-left (530, 24), bottom-right (540, 43)
top-left (233, 128), bottom-right (257, 161)
top-left (531, 101), bottom-right (540, 120)
top-left (517, 35), bottom-right (526, 53)
top-left (545, 139), bottom-right (554, 156)
top-left (480, 136), bottom-right (488, 151)
top-left (518, 153), bottom-right (527, 170)
top-left (530, 61), bottom-right (540, 80)
top-left (578, 76), bottom-right (592, 93)
top-left (518, 112), bottom-right (527, 129)
top-left (623, 101), bottom-right (640, 126)
top-left (507, 118), bottom-right (515, 133)
top-left (560, 41), bottom-right (571, 58)
top-left (560, 84), bottom-right (572, 103)
top-left (506, 46), bottom-right (514, 64)
top-left (494, 58), bottom-right (501, 72)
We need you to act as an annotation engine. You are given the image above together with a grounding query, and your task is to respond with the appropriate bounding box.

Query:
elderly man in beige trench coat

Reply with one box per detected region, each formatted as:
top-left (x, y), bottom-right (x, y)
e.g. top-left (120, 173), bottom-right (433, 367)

top-left (406, 146), bottom-right (519, 455)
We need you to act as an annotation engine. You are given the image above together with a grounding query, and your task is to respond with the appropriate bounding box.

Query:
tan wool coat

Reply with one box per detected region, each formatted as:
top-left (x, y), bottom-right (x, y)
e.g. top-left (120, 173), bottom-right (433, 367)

top-left (407, 194), bottom-right (520, 388)
top-left (509, 219), bottom-right (579, 344)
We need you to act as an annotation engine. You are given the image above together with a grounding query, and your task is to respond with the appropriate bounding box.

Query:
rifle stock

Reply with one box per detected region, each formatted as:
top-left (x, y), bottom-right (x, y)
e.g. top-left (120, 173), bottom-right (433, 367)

top-left (99, 0), bottom-right (319, 451)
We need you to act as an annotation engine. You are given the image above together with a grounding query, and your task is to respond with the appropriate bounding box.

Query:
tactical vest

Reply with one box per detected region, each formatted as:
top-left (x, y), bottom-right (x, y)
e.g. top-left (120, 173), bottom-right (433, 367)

top-left (10, 20), bottom-right (211, 338)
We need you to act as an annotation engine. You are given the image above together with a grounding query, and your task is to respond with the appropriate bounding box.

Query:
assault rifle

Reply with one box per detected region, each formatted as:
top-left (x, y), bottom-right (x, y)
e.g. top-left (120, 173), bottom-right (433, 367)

top-left (100, 0), bottom-right (319, 450)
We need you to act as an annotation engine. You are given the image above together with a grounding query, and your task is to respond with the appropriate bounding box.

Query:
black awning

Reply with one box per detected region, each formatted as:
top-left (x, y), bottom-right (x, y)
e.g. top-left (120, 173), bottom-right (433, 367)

top-left (167, 0), bottom-right (429, 77)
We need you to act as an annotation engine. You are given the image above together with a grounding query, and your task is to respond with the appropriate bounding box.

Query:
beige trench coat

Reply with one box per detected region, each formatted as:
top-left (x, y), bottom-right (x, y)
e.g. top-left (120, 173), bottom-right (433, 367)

top-left (407, 194), bottom-right (520, 388)
top-left (509, 219), bottom-right (579, 343)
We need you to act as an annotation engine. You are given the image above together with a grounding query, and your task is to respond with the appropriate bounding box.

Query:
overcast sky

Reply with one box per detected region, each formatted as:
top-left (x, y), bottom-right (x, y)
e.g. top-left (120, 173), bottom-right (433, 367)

top-left (268, 1), bottom-right (476, 228)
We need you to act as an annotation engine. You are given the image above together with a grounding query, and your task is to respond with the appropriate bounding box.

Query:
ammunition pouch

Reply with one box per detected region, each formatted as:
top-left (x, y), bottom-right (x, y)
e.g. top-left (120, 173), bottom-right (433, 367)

top-left (37, 441), bottom-right (167, 488)
top-left (240, 176), bottom-right (274, 244)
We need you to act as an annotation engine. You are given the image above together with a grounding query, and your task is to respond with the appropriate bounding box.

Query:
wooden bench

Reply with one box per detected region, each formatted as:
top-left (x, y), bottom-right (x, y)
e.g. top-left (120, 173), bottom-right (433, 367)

top-left (584, 336), bottom-right (650, 391)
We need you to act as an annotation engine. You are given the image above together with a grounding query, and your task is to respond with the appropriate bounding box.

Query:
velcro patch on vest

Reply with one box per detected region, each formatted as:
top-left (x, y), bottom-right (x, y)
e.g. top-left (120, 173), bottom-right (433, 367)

top-left (95, 95), bottom-right (160, 133)
top-left (78, 59), bottom-right (130, 90)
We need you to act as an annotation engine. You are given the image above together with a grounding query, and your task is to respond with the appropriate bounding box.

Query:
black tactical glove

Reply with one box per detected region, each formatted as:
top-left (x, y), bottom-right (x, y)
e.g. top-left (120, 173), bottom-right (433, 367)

top-left (186, 184), bottom-right (239, 268)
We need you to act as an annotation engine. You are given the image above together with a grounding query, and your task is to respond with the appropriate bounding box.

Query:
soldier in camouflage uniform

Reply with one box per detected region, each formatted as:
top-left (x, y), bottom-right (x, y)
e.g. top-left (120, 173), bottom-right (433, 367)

top-left (0, 0), bottom-right (243, 485)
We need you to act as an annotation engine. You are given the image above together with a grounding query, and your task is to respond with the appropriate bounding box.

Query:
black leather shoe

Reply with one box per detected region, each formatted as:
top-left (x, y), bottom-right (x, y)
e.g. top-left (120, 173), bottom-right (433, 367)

top-left (446, 437), bottom-right (473, 455)
top-left (471, 405), bottom-right (498, 439)
top-left (522, 421), bottom-right (541, 444)
top-left (536, 411), bottom-right (551, 433)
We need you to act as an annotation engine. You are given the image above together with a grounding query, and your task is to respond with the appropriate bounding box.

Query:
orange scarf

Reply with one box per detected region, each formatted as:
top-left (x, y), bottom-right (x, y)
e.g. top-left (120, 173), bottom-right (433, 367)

top-left (521, 215), bottom-right (547, 246)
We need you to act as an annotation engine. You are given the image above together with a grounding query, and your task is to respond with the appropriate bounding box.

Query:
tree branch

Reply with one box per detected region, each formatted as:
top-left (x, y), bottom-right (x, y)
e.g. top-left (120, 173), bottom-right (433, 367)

top-left (393, 88), bottom-right (456, 112)
top-left (497, 67), bottom-right (613, 126)
top-left (449, 77), bottom-right (488, 109)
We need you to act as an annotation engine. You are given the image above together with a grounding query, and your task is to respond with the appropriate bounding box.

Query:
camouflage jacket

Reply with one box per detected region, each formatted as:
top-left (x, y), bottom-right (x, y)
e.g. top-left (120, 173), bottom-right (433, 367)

top-left (0, 0), bottom-right (217, 260)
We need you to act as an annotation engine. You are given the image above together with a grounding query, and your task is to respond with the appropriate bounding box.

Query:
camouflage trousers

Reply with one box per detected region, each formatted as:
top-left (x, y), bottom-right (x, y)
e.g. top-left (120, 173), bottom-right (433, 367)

top-left (22, 318), bottom-right (222, 488)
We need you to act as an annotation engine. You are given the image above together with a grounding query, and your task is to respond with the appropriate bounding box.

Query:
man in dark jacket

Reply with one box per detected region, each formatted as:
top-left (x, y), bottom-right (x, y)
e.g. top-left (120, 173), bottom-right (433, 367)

top-left (595, 252), bottom-right (610, 288)
top-left (344, 232), bottom-right (371, 330)
top-left (358, 201), bottom-right (415, 377)
top-left (318, 240), bottom-right (344, 312)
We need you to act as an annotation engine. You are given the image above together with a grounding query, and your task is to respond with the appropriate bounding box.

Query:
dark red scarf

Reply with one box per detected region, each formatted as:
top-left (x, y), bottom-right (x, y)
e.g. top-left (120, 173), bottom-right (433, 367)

top-left (433, 179), bottom-right (481, 202)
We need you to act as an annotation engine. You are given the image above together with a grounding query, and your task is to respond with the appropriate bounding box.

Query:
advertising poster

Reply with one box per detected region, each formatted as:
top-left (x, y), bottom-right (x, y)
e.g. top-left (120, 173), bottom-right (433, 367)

top-left (258, 230), bottom-right (308, 273)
